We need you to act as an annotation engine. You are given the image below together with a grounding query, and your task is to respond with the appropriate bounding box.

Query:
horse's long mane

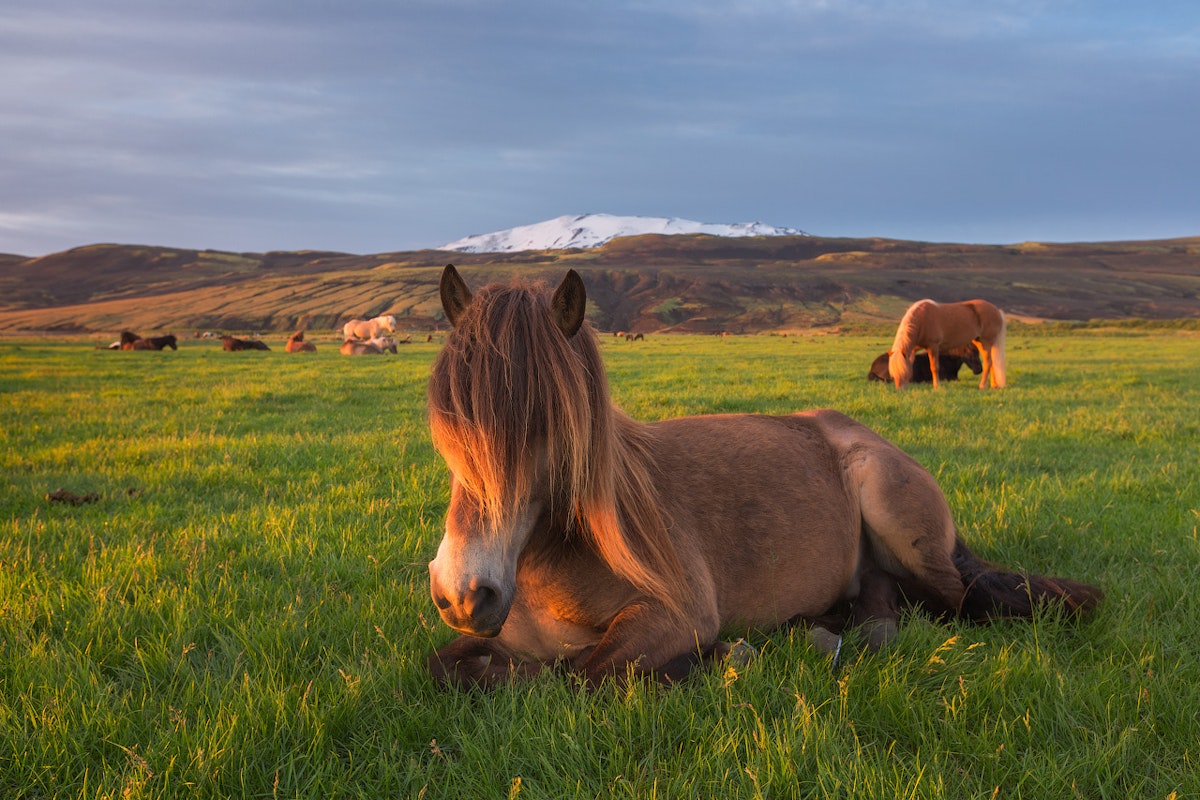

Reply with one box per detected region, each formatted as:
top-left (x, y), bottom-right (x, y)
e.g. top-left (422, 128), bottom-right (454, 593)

top-left (889, 299), bottom-right (935, 382)
top-left (427, 278), bottom-right (686, 614)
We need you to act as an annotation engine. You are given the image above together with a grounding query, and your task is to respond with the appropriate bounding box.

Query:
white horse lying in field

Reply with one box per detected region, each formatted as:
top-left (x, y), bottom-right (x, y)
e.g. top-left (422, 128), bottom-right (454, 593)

top-left (340, 336), bottom-right (397, 355)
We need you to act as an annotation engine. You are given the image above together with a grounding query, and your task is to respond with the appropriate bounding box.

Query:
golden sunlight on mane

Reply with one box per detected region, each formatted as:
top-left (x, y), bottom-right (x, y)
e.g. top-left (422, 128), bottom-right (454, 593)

top-left (427, 277), bottom-right (688, 615)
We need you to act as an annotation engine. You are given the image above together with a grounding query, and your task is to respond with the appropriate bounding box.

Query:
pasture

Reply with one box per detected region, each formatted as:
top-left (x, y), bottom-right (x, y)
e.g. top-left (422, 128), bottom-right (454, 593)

top-left (1, 329), bottom-right (1198, 798)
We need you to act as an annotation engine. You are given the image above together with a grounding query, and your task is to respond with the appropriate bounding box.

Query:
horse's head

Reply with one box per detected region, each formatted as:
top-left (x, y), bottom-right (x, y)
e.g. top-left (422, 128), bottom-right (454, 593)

top-left (888, 348), bottom-right (913, 389)
top-left (960, 346), bottom-right (983, 374)
top-left (426, 265), bottom-right (590, 637)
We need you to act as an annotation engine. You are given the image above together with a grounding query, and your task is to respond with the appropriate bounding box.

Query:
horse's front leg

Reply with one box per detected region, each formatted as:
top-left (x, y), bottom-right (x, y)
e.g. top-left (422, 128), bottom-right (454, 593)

top-left (427, 635), bottom-right (547, 689)
top-left (579, 601), bottom-right (725, 685)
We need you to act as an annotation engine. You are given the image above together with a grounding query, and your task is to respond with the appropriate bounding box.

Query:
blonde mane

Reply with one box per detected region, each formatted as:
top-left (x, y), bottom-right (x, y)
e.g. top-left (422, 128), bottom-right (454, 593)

top-left (427, 278), bottom-right (686, 614)
top-left (888, 298), bottom-right (934, 384)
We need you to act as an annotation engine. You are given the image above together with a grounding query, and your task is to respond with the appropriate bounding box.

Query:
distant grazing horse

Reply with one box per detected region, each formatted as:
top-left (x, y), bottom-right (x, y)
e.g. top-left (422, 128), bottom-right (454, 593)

top-left (340, 336), bottom-right (396, 355)
top-left (868, 347), bottom-right (981, 384)
top-left (343, 315), bottom-right (397, 341)
top-left (222, 335), bottom-right (270, 351)
top-left (286, 331), bottom-right (317, 353)
top-left (424, 265), bottom-right (1100, 689)
top-left (889, 299), bottom-right (1006, 389)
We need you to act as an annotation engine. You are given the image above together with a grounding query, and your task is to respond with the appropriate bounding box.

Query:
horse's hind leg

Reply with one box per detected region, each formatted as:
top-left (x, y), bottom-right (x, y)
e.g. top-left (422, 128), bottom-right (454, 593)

top-left (850, 559), bottom-right (902, 650)
top-left (972, 341), bottom-right (990, 389)
top-left (988, 342), bottom-right (1007, 388)
top-left (850, 443), bottom-right (966, 614)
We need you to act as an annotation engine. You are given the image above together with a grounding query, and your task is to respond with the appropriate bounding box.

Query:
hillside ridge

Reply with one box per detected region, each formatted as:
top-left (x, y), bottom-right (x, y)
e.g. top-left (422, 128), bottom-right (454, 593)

top-left (1, 233), bottom-right (1197, 334)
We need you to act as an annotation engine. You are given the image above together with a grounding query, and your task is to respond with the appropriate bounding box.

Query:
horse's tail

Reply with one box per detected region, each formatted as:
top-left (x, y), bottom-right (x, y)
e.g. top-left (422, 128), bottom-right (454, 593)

top-left (989, 311), bottom-right (1008, 388)
top-left (952, 538), bottom-right (1102, 622)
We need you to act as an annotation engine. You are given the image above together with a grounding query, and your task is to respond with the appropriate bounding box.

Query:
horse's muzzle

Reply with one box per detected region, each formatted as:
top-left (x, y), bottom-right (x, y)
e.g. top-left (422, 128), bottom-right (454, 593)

top-left (429, 570), bottom-right (509, 638)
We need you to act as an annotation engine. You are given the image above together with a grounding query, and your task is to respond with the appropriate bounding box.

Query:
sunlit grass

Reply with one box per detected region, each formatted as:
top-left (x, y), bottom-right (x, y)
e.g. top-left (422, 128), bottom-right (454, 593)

top-left (1, 330), bottom-right (1198, 798)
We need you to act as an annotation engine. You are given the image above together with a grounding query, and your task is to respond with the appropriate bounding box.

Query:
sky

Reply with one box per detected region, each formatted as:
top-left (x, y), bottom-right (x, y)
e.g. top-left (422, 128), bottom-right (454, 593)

top-left (2, 0), bottom-right (1198, 257)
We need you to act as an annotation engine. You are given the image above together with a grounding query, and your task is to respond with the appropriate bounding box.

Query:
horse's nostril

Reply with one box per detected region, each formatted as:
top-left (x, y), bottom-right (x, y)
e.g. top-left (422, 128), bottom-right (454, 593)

top-left (432, 592), bottom-right (452, 611)
top-left (462, 581), bottom-right (500, 620)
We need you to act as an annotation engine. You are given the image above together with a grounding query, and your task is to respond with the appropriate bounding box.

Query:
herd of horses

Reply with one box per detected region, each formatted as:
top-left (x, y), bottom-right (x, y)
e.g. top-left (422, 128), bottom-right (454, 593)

top-left (111, 314), bottom-right (409, 356)
top-left (110, 299), bottom-right (1008, 390)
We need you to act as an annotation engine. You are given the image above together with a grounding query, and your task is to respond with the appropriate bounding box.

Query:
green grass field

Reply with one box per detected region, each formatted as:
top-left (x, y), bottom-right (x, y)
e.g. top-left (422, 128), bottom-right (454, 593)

top-left (2, 329), bottom-right (1198, 799)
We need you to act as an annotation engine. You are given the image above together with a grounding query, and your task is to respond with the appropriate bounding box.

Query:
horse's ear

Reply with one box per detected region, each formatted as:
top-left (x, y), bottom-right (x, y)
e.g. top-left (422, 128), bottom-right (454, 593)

top-left (551, 270), bottom-right (587, 338)
top-left (439, 264), bottom-right (472, 328)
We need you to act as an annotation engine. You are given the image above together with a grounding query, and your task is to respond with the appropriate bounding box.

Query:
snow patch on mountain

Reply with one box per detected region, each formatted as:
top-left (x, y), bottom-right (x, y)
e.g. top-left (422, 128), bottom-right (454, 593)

top-left (438, 213), bottom-right (807, 253)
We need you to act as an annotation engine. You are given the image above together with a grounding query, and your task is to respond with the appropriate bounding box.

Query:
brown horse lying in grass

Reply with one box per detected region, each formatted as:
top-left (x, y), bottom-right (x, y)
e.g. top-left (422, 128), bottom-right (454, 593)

top-left (222, 335), bottom-right (270, 351)
top-left (424, 266), bottom-right (1102, 689)
top-left (117, 331), bottom-right (177, 350)
top-left (286, 331), bottom-right (317, 353)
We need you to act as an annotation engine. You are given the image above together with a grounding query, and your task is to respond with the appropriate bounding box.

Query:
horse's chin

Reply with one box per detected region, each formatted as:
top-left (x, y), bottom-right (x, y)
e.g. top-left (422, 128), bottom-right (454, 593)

top-left (446, 621), bottom-right (503, 639)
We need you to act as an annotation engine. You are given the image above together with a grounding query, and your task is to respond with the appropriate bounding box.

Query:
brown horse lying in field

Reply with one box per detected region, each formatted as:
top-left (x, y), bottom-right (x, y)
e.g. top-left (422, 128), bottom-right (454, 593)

top-left (222, 335), bottom-right (270, 351)
top-left (117, 331), bottom-right (177, 350)
top-left (868, 347), bottom-right (981, 384)
top-left (424, 266), bottom-right (1101, 689)
top-left (286, 331), bottom-right (317, 353)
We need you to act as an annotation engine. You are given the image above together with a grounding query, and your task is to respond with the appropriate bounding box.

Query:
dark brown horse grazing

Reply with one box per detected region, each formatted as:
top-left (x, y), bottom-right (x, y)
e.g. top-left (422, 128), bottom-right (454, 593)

top-left (889, 299), bottom-right (1007, 390)
top-left (869, 347), bottom-right (981, 384)
top-left (425, 266), bottom-right (1100, 688)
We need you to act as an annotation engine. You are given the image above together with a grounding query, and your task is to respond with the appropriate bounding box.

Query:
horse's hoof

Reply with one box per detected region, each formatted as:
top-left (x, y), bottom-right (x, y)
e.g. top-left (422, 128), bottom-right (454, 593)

top-left (807, 626), bottom-right (842, 655)
top-left (861, 619), bottom-right (898, 651)
top-left (725, 638), bottom-right (758, 667)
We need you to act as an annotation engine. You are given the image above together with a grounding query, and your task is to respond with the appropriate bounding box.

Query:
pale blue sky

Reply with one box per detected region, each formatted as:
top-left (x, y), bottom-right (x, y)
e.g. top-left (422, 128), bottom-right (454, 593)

top-left (2, 0), bottom-right (1197, 256)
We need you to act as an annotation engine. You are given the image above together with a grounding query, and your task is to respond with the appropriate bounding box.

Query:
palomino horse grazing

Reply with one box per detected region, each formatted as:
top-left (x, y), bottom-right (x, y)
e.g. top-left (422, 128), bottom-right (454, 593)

top-left (286, 331), bottom-right (317, 353)
top-left (424, 266), bottom-right (1100, 688)
top-left (889, 299), bottom-right (1007, 389)
top-left (342, 315), bottom-right (397, 341)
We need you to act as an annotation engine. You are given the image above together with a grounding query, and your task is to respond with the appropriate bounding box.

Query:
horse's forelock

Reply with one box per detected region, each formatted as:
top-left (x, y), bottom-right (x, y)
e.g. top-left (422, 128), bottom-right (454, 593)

top-left (427, 276), bottom-right (687, 615)
top-left (429, 279), bottom-right (599, 525)
top-left (427, 273), bottom-right (691, 614)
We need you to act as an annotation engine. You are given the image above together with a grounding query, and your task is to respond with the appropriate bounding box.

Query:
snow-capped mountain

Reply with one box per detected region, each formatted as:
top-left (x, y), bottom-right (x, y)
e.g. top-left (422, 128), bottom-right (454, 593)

top-left (438, 213), bottom-right (807, 253)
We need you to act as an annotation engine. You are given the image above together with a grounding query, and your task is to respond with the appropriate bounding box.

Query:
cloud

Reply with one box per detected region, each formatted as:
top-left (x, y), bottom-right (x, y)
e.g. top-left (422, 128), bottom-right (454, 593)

top-left (1, 0), bottom-right (1197, 255)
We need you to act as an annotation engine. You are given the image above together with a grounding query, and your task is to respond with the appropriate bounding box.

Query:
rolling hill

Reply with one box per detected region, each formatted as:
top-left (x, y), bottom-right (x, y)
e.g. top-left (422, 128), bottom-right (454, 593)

top-left (1, 233), bottom-right (1198, 335)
